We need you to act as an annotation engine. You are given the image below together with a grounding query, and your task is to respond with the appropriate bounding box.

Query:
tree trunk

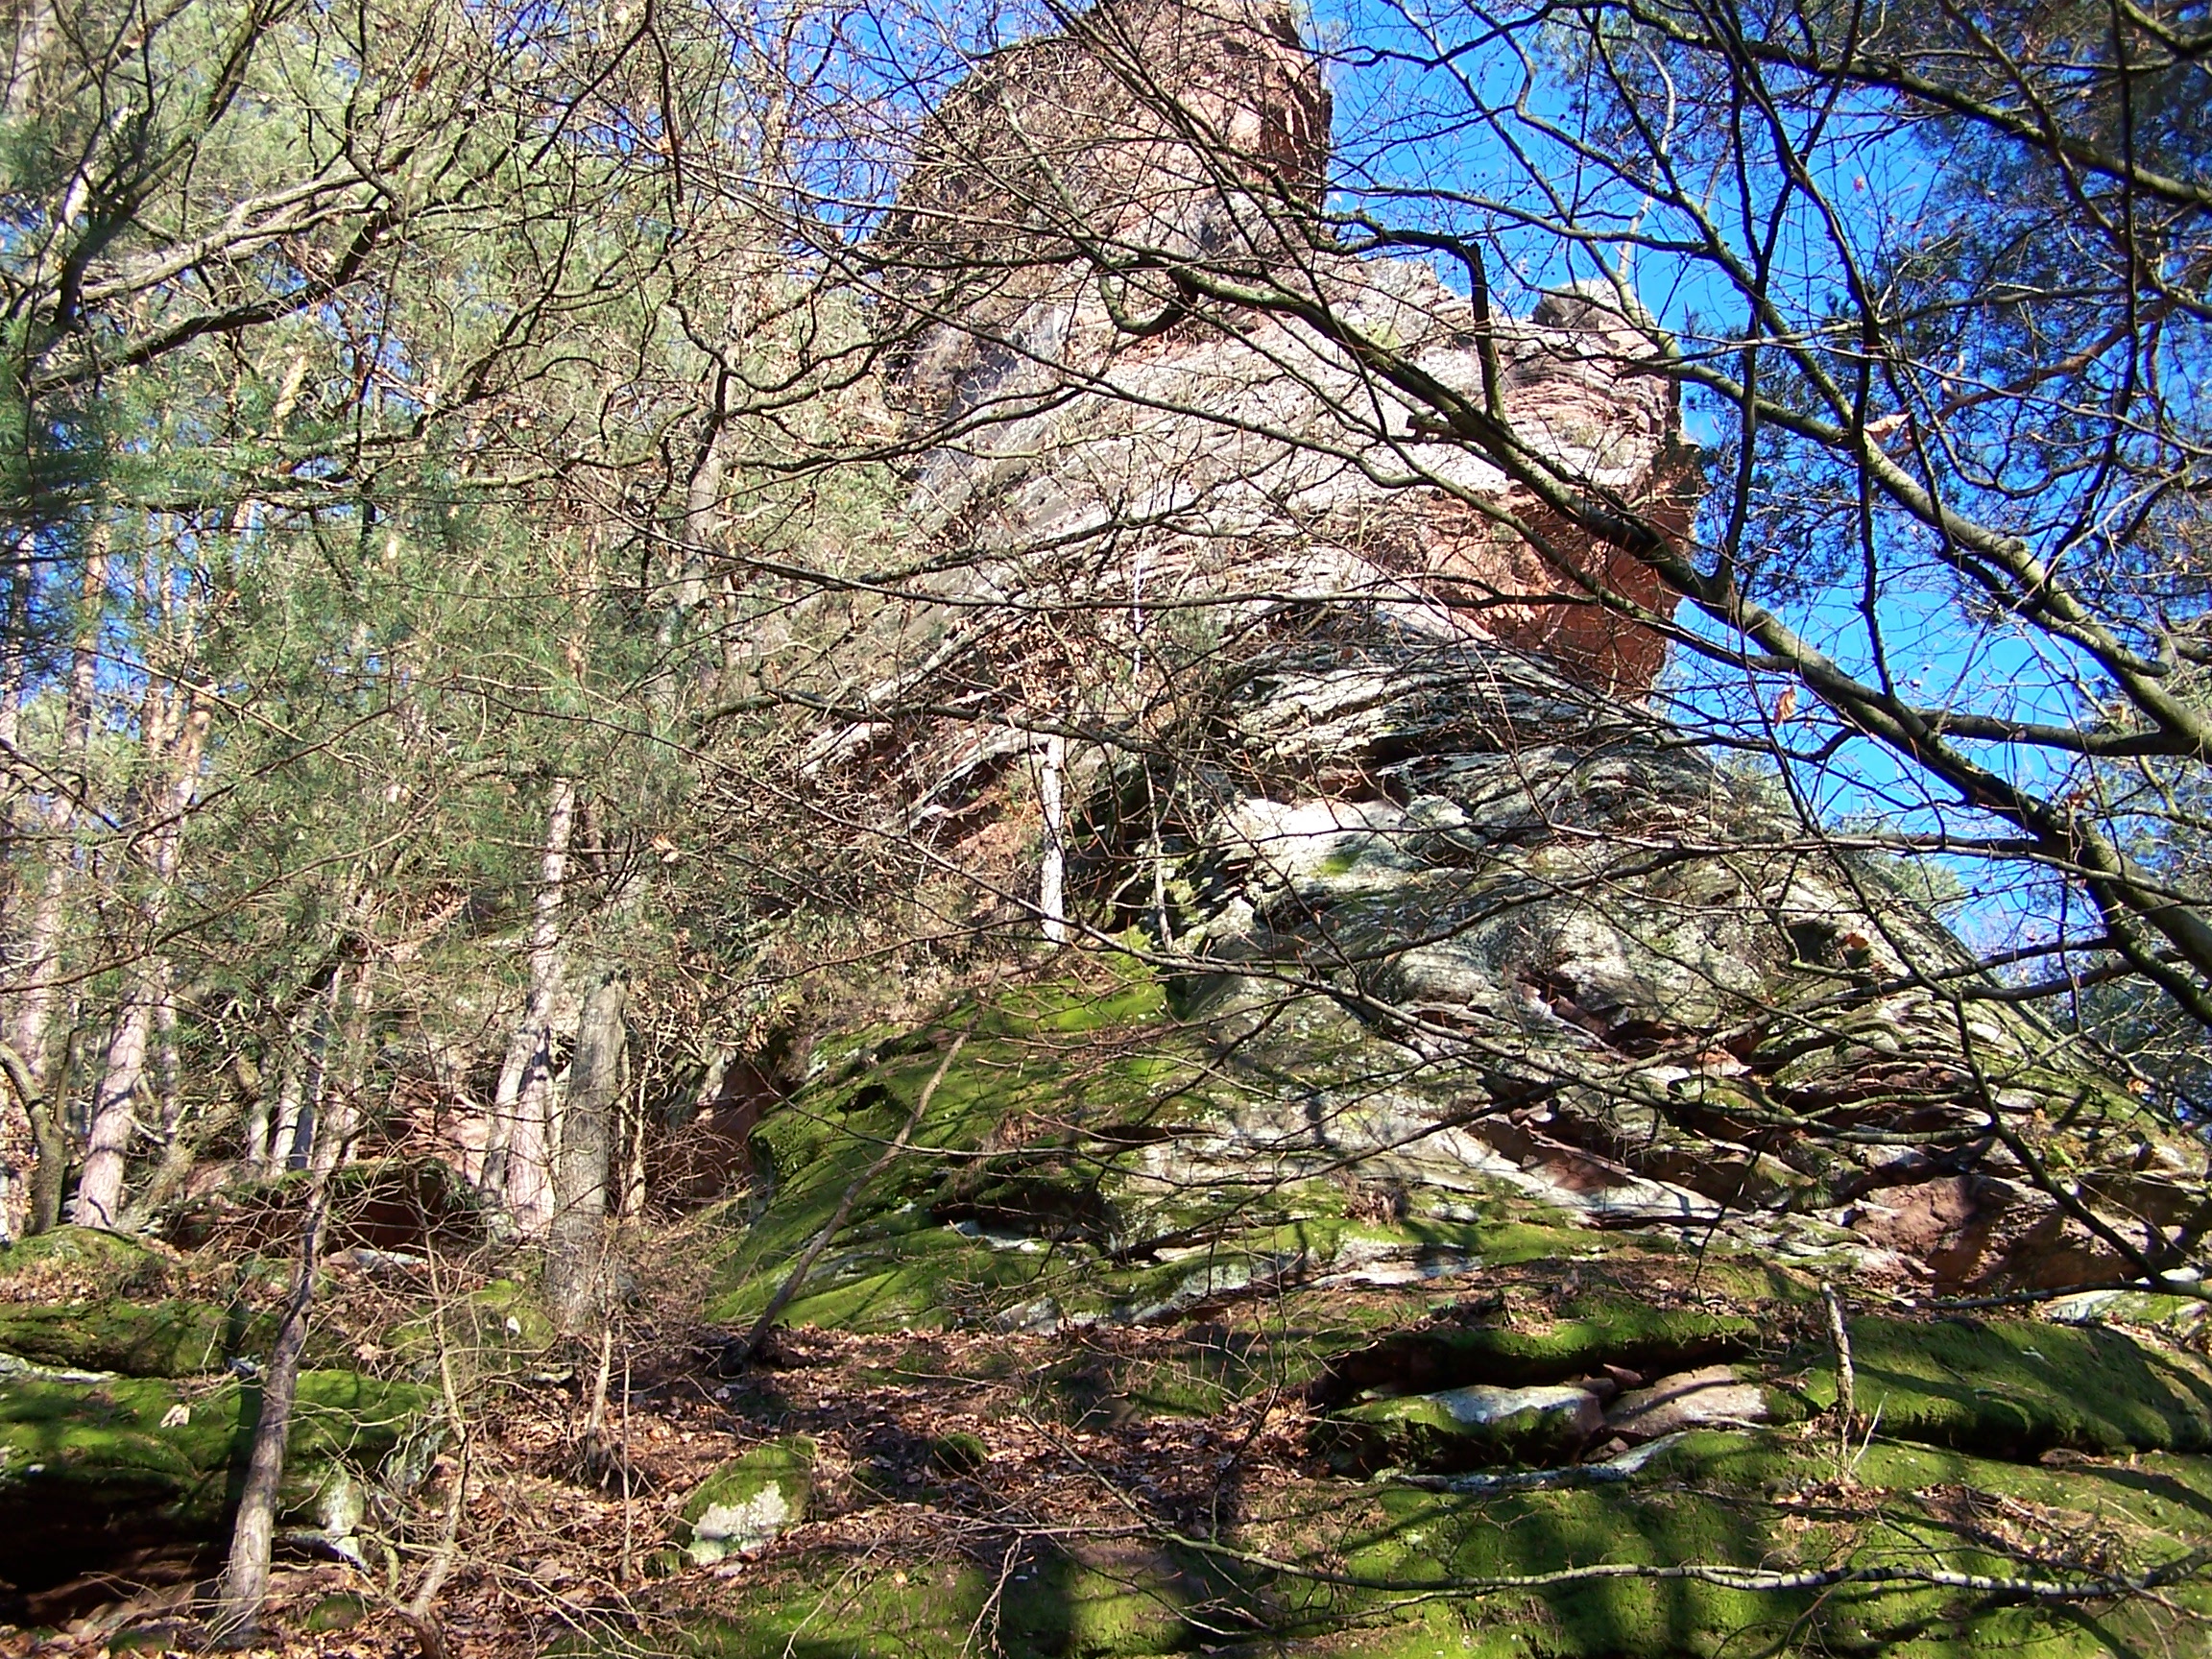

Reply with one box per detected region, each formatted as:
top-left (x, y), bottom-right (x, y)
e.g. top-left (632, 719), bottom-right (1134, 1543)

top-left (71, 691), bottom-right (209, 1229)
top-left (0, 542), bottom-right (32, 1240)
top-left (1040, 733), bottom-right (1069, 945)
top-left (547, 965), bottom-right (624, 1334)
top-left (71, 998), bottom-right (149, 1229)
top-left (10, 529), bottom-right (110, 1118)
top-left (2, 0), bottom-right (53, 122)
top-left (310, 957), bottom-right (374, 1175)
top-left (282, 970), bottom-right (341, 1170)
top-left (492, 777), bottom-right (574, 1236)
top-left (246, 1036), bottom-right (294, 1175)
top-left (210, 1167), bottom-right (330, 1645)
top-left (0, 1042), bottom-right (36, 1243)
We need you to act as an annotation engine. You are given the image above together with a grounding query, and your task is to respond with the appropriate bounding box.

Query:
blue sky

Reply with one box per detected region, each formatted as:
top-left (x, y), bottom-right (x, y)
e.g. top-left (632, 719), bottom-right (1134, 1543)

top-left (1292, 0), bottom-right (2148, 957)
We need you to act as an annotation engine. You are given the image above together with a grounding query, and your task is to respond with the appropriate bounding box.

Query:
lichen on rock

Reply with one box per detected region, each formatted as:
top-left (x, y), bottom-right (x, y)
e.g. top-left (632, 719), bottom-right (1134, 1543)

top-left (678, 1436), bottom-right (816, 1565)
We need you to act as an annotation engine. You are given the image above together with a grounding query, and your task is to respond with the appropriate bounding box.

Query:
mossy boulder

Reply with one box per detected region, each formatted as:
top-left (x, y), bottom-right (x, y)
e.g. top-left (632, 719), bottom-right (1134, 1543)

top-left (1296, 1431), bottom-right (2212, 1656)
top-left (1316, 1296), bottom-right (1767, 1404)
top-left (0, 1366), bottom-right (440, 1600)
top-left (390, 1278), bottom-right (556, 1382)
top-left (673, 1425), bottom-right (2212, 1656)
top-left (1795, 1313), bottom-right (2212, 1455)
top-left (673, 1535), bottom-right (1227, 1658)
top-left (1317, 1381), bottom-right (1607, 1471)
top-left (0, 1227), bottom-right (172, 1304)
top-left (0, 1299), bottom-right (257, 1377)
top-left (679, 1436), bottom-right (816, 1565)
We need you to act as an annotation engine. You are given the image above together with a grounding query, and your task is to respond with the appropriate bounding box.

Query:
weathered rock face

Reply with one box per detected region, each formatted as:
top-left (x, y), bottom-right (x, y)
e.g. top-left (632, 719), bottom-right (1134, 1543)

top-left (698, 11), bottom-right (2212, 1649)
top-left (880, 0), bottom-right (1330, 421)
top-left (1069, 624), bottom-right (2194, 1282)
top-left (872, 0), bottom-right (1692, 702)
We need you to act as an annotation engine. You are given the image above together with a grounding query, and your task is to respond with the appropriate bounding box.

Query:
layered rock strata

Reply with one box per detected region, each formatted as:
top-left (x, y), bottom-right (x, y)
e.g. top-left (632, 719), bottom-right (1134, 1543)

top-left (808, 0), bottom-right (2200, 1289)
top-left (859, 0), bottom-right (1693, 714)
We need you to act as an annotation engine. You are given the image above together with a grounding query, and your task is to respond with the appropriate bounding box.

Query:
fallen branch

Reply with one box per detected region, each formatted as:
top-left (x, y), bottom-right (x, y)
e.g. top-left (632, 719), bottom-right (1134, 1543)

top-left (1155, 1522), bottom-right (2196, 1604)
top-left (1824, 1282), bottom-right (1856, 1477)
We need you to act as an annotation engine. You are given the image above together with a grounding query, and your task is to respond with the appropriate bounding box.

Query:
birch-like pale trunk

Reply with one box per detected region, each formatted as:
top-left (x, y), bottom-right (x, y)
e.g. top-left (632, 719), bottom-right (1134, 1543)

top-left (0, 544), bottom-right (28, 1235)
top-left (1040, 733), bottom-right (1069, 944)
top-left (491, 777), bottom-right (575, 1235)
top-left (115, 981), bottom-right (215, 1227)
top-left (244, 1034), bottom-right (291, 1174)
top-left (10, 529), bottom-right (108, 1102)
top-left (7, 525), bottom-right (109, 1236)
top-left (71, 690), bottom-right (209, 1229)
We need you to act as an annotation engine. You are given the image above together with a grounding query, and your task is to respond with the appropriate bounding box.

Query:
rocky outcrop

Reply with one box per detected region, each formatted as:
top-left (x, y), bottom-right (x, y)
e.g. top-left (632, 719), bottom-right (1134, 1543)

top-left (0, 1230), bottom-right (445, 1621)
top-left (878, 0), bottom-right (1330, 420)
top-left (849, 0), bottom-right (1694, 785)
top-left (0, 1363), bottom-right (440, 1621)
top-left (1317, 1381), bottom-right (1609, 1471)
top-left (1065, 623), bottom-right (2191, 1286)
top-left (809, 0), bottom-right (2200, 1293)
top-left (683, 3), bottom-right (2212, 1650)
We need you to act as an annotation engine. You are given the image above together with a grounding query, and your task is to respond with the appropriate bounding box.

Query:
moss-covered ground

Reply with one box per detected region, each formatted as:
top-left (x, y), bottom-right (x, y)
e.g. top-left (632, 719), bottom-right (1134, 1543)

top-left (659, 963), bottom-right (2212, 1657)
top-left (6, 961), bottom-right (2210, 1657)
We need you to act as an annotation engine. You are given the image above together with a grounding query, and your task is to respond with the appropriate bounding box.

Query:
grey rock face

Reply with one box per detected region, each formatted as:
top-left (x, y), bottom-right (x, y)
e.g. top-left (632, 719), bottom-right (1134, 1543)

top-left (1068, 620), bottom-right (2169, 1285)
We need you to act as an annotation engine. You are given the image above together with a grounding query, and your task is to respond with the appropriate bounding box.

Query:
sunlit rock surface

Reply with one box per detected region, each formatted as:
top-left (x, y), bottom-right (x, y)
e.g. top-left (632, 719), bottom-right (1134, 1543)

top-left (709, 2), bottom-right (2212, 1652)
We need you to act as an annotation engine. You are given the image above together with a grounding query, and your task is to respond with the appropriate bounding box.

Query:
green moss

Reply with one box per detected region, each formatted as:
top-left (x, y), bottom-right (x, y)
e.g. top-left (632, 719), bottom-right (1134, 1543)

top-left (0, 1226), bottom-right (171, 1301)
top-left (674, 1540), bottom-right (1220, 1657)
top-left (1792, 1314), bottom-right (2212, 1455)
top-left (681, 1437), bottom-right (816, 1565)
top-left (106, 1626), bottom-right (178, 1652)
top-left (1253, 1433), bottom-right (2212, 1656)
top-left (391, 1278), bottom-right (556, 1382)
top-left (928, 1430), bottom-right (990, 1474)
top-left (2046, 1287), bottom-right (2210, 1339)
top-left (666, 1433), bottom-right (2212, 1657)
top-left (1320, 1382), bottom-right (1603, 1472)
top-left (0, 1365), bottom-right (439, 1592)
top-left (1322, 1296), bottom-right (1765, 1403)
top-left (303, 1593), bottom-right (373, 1632)
top-left (0, 1299), bottom-right (271, 1377)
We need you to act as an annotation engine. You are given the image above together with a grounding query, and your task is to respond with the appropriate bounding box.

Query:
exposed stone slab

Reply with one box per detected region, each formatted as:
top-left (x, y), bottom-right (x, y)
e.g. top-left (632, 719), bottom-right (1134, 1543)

top-left (1604, 1365), bottom-right (1792, 1441)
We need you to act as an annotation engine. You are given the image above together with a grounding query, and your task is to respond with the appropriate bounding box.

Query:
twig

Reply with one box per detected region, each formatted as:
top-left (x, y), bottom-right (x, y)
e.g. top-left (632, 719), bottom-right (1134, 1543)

top-left (1824, 1282), bottom-right (1856, 1478)
top-left (1147, 1518), bottom-right (2183, 1604)
top-left (1391, 1431), bottom-right (1693, 1493)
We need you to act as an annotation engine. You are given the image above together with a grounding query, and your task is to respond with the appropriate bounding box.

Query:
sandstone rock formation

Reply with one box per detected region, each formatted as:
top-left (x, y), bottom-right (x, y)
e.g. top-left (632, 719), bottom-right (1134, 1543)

top-left (870, 0), bottom-right (1693, 702)
top-left (822, 0), bottom-right (2197, 1289)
